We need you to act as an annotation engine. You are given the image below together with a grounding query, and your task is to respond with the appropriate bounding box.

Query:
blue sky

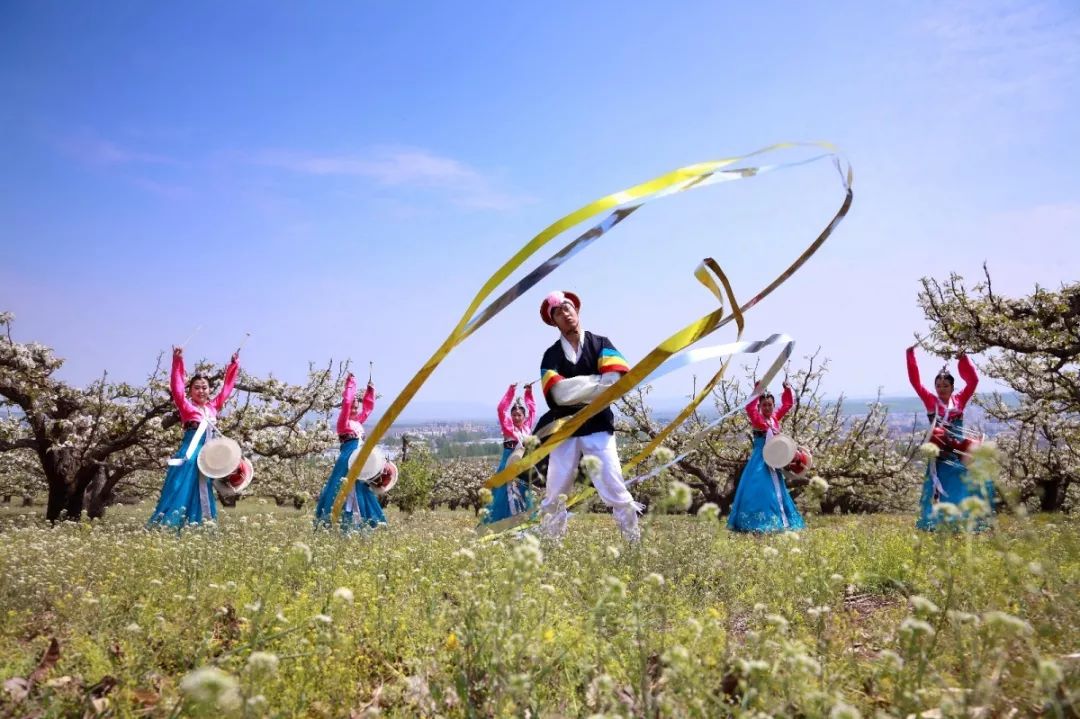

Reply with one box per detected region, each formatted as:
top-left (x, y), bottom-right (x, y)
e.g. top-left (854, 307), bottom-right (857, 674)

top-left (2, 0), bottom-right (1078, 413)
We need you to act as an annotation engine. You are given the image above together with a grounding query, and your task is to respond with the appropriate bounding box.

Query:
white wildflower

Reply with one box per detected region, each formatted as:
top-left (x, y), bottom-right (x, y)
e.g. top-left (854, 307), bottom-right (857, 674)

top-left (662, 644), bottom-right (690, 665)
top-left (959, 495), bottom-right (990, 517)
top-left (601, 575), bottom-right (627, 599)
top-left (946, 610), bottom-right (979, 626)
top-left (697, 502), bottom-right (720, 520)
top-left (968, 441), bottom-right (999, 461)
top-left (899, 617), bottom-right (935, 638)
top-left (246, 651), bottom-right (279, 676)
top-left (580, 455), bottom-right (602, 479)
top-left (765, 614), bottom-right (789, 632)
top-left (332, 587), bottom-right (354, 604)
top-left (512, 534), bottom-right (544, 571)
top-left (909, 595), bottom-right (940, 616)
top-left (739, 659), bottom-right (770, 676)
top-left (829, 701), bottom-right (862, 719)
top-left (667, 481), bottom-right (693, 512)
top-left (290, 542), bottom-right (313, 564)
top-left (791, 653), bottom-right (821, 675)
top-left (180, 667), bottom-right (241, 710)
top-left (645, 572), bottom-right (665, 588)
top-left (1038, 659), bottom-right (1064, 686)
top-left (932, 502), bottom-right (960, 518)
top-left (877, 649), bottom-right (904, 671)
top-left (983, 611), bottom-right (1032, 636)
top-left (652, 446), bottom-right (675, 464)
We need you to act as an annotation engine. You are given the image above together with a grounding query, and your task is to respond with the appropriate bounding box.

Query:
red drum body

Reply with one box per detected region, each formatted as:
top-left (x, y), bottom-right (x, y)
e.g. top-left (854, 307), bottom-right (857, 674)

top-left (785, 447), bottom-right (813, 476)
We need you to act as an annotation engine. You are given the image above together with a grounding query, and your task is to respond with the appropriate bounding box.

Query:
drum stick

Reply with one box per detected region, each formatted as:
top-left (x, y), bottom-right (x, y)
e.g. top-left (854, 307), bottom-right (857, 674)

top-left (179, 325), bottom-right (202, 350)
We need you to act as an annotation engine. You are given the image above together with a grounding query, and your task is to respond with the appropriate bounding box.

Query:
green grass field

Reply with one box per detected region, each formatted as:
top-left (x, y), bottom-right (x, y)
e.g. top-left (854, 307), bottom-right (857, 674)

top-left (0, 503), bottom-right (1077, 717)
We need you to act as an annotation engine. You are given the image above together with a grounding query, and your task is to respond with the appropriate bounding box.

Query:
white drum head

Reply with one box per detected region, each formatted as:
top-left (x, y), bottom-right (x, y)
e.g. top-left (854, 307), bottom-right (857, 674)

top-left (348, 444), bottom-right (386, 483)
top-left (197, 437), bottom-right (242, 479)
top-left (763, 434), bottom-right (796, 469)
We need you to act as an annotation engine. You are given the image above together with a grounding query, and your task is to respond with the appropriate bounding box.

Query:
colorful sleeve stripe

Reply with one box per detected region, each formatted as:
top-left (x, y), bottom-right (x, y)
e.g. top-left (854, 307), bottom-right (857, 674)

top-left (541, 369), bottom-right (564, 395)
top-left (598, 348), bottom-right (629, 374)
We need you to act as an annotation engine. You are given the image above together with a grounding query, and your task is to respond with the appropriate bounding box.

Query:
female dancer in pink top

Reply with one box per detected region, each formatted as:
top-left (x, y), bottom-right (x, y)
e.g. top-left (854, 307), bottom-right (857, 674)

top-left (483, 383), bottom-right (536, 523)
top-left (314, 372), bottom-right (385, 529)
top-left (148, 346), bottom-right (239, 527)
top-left (727, 382), bottom-right (805, 532)
top-left (907, 346), bottom-right (992, 530)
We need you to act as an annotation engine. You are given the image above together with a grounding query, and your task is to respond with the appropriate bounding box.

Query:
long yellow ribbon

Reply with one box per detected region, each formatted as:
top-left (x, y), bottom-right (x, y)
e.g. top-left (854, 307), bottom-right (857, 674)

top-left (476, 153), bottom-right (851, 537)
top-left (332, 143), bottom-right (852, 524)
top-left (480, 160), bottom-right (852, 493)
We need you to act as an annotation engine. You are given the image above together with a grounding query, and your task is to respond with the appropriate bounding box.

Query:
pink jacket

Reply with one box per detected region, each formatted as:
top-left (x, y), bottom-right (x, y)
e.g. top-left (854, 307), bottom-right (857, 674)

top-left (746, 384), bottom-right (794, 433)
top-left (337, 374), bottom-right (376, 437)
top-left (906, 347), bottom-right (978, 420)
top-left (170, 353), bottom-right (239, 424)
top-left (498, 384), bottom-right (536, 442)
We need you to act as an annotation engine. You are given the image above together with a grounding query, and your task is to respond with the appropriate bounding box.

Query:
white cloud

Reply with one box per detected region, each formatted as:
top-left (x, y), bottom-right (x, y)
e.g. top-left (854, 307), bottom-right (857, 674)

top-left (249, 146), bottom-right (532, 211)
top-left (56, 133), bottom-right (178, 167)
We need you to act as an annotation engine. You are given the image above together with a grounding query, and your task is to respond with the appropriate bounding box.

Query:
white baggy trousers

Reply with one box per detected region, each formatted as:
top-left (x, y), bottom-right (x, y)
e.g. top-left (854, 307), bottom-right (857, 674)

top-left (540, 431), bottom-right (641, 541)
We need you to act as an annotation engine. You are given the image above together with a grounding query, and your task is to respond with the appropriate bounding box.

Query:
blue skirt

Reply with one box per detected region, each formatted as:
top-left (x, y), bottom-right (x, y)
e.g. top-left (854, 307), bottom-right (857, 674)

top-left (314, 438), bottom-right (387, 531)
top-left (917, 455), bottom-right (994, 531)
top-left (482, 446), bottom-right (534, 524)
top-left (727, 435), bottom-right (805, 533)
top-left (148, 428), bottom-right (217, 528)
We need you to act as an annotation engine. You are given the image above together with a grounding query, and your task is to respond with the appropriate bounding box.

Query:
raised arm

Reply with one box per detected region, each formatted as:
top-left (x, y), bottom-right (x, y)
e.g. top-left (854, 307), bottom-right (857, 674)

top-left (955, 353), bottom-right (979, 407)
top-left (169, 349), bottom-right (194, 415)
top-left (906, 346), bottom-right (934, 406)
top-left (524, 384), bottom-right (536, 429)
top-left (211, 353), bottom-right (240, 413)
top-left (745, 396), bottom-right (768, 431)
top-left (336, 373), bottom-right (357, 435)
top-left (497, 384), bottom-right (517, 438)
top-left (774, 383), bottom-right (795, 422)
top-left (356, 381), bottom-right (376, 424)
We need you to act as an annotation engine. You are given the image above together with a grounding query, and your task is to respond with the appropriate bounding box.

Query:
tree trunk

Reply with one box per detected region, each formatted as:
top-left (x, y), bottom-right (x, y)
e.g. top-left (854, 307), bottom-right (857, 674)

top-left (85, 467), bottom-right (110, 520)
top-left (86, 468), bottom-right (126, 520)
top-left (1038, 477), bottom-right (1065, 512)
top-left (42, 448), bottom-right (78, 522)
top-left (45, 482), bottom-right (70, 521)
top-left (44, 461), bottom-right (109, 522)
